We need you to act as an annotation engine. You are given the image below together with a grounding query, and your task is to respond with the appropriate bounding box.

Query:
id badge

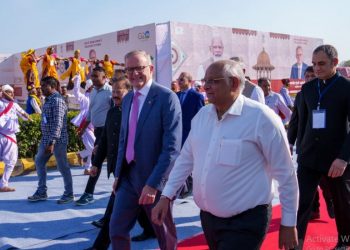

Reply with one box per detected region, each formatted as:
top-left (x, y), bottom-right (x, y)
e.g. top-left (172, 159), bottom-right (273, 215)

top-left (312, 109), bottom-right (326, 129)
top-left (42, 114), bottom-right (47, 124)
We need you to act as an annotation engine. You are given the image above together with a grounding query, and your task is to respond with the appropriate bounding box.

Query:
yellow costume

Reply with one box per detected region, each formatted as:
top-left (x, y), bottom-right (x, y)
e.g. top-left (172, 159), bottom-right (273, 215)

top-left (60, 57), bottom-right (86, 82)
top-left (20, 49), bottom-right (40, 88)
top-left (102, 60), bottom-right (117, 78)
top-left (42, 52), bottom-right (58, 80)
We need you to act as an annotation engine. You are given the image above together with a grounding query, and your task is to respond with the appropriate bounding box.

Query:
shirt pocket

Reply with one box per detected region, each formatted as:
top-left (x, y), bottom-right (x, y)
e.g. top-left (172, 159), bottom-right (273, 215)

top-left (218, 139), bottom-right (242, 167)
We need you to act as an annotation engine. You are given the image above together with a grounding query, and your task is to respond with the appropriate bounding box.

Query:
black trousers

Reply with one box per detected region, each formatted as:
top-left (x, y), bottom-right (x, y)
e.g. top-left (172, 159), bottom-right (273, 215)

top-left (200, 204), bottom-right (271, 250)
top-left (297, 165), bottom-right (350, 245)
top-left (92, 192), bottom-right (155, 250)
top-left (311, 176), bottom-right (333, 213)
top-left (84, 126), bottom-right (104, 195)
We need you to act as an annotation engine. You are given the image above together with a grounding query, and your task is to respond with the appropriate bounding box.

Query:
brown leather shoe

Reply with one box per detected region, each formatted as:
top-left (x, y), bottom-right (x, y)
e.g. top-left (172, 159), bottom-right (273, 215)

top-left (0, 186), bottom-right (15, 192)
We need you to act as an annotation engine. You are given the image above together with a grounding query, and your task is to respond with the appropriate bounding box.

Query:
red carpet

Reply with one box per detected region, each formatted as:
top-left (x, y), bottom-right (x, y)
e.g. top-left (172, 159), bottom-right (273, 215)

top-left (178, 197), bottom-right (337, 249)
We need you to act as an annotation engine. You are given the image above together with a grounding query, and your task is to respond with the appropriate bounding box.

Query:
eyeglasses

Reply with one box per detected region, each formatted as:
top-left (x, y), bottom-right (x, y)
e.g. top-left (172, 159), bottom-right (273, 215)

top-left (125, 65), bottom-right (149, 74)
top-left (177, 78), bottom-right (186, 82)
top-left (201, 77), bottom-right (225, 86)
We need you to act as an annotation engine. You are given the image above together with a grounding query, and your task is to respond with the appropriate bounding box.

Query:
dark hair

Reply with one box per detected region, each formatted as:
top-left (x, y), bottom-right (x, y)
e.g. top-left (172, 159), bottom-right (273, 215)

top-left (304, 66), bottom-right (314, 74)
top-left (313, 44), bottom-right (338, 60)
top-left (110, 76), bottom-right (131, 90)
top-left (281, 78), bottom-right (290, 85)
top-left (257, 77), bottom-right (269, 86)
top-left (92, 66), bottom-right (106, 74)
top-left (41, 76), bottom-right (59, 89)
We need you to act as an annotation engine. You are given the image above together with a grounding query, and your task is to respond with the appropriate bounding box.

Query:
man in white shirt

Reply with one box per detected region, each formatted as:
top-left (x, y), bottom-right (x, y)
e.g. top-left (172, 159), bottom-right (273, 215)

top-left (258, 77), bottom-right (292, 124)
top-left (280, 78), bottom-right (294, 110)
top-left (152, 59), bottom-right (299, 249)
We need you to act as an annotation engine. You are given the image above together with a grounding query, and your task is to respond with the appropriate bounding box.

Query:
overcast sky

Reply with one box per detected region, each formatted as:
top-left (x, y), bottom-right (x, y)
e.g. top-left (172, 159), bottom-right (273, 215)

top-left (1, 0), bottom-right (349, 61)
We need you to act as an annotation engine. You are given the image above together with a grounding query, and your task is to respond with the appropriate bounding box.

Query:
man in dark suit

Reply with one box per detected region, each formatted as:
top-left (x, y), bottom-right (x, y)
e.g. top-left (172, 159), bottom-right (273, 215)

top-left (177, 72), bottom-right (205, 146)
top-left (290, 46), bottom-right (308, 80)
top-left (289, 45), bottom-right (350, 249)
top-left (176, 72), bottom-right (204, 197)
top-left (288, 66), bottom-right (334, 221)
top-left (86, 77), bottom-right (155, 250)
top-left (109, 50), bottom-right (182, 250)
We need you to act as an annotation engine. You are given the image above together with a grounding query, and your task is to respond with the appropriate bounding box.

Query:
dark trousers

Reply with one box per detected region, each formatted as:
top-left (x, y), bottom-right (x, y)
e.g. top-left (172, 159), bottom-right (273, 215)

top-left (84, 126), bottom-right (104, 195)
top-left (297, 166), bottom-right (350, 245)
top-left (109, 177), bottom-right (177, 250)
top-left (93, 192), bottom-right (155, 250)
top-left (200, 204), bottom-right (271, 250)
top-left (311, 176), bottom-right (333, 213)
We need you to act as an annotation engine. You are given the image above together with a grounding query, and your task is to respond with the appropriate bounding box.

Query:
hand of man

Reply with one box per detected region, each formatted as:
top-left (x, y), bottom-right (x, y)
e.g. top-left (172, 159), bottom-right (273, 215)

top-left (92, 145), bottom-right (98, 155)
top-left (112, 177), bottom-right (119, 194)
top-left (328, 158), bottom-right (347, 178)
top-left (45, 145), bottom-right (54, 154)
top-left (151, 196), bottom-right (170, 226)
top-left (279, 225), bottom-right (298, 250)
top-left (90, 166), bottom-right (98, 177)
top-left (139, 185), bottom-right (157, 205)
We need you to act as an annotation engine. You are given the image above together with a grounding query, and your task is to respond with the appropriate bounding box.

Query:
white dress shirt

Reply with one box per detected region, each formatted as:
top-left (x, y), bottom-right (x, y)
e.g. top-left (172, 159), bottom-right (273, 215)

top-left (130, 79), bottom-right (153, 119)
top-left (265, 92), bottom-right (292, 123)
top-left (250, 85), bottom-right (265, 104)
top-left (162, 95), bottom-right (298, 226)
top-left (280, 87), bottom-right (294, 108)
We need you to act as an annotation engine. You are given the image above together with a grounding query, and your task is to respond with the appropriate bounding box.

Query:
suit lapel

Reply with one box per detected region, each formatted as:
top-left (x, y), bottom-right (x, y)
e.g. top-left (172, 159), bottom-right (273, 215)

top-left (135, 83), bottom-right (157, 140)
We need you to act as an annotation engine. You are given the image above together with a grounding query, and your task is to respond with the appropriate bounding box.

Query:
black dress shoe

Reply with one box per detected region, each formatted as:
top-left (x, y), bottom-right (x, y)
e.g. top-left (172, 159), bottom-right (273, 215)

top-left (91, 217), bottom-right (105, 228)
top-left (131, 231), bottom-right (156, 242)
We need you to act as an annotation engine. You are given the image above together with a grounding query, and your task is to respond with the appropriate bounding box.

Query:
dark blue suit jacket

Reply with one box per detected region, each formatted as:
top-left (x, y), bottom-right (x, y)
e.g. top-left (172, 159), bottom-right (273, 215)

top-left (115, 82), bottom-right (182, 192)
top-left (177, 88), bottom-right (204, 146)
top-left (290, 62), bottom-right (308, 80)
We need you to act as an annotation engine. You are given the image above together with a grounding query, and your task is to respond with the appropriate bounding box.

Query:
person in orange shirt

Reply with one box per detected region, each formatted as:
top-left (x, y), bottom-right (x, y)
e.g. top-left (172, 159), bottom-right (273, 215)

top-left (41, 47), bottom-right (65, 80)
top-left (19, 49), bottom-right (43, 88)
top-left (97, 54), bottom-right (124, 79)
top-left (60, 50), bottom-right (88, 83)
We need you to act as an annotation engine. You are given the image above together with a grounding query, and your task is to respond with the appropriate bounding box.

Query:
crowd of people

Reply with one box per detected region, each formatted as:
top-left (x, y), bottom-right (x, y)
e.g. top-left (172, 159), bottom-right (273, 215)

top-left (0, 44), bottom-right (349, 250)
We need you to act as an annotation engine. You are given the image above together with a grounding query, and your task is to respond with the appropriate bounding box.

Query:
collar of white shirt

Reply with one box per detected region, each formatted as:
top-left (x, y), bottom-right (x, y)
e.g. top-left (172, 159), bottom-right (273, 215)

top-left (209, 94), bottom-right (244, 120)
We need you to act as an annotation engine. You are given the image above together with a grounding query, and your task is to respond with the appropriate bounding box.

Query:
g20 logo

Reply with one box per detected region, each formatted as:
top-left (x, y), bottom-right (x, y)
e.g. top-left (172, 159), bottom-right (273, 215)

top-left (138, 31), bottom-right (150, 40)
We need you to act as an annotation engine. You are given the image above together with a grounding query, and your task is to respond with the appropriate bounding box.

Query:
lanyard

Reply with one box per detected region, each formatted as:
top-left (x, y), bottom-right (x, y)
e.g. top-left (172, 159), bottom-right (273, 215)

top-left (317, 74), bottom-right (339, 110)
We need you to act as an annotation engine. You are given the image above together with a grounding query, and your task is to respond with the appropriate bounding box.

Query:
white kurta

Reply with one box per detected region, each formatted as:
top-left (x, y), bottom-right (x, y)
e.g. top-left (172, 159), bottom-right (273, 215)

top-left (0, 99), bottom-right (27, 187)
top-left (71, 77), bottom-right (95, 169)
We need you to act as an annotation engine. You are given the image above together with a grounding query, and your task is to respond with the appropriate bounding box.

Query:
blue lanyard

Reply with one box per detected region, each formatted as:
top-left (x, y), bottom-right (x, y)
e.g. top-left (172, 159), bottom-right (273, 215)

top-left (317, 74), bottom-right (339, 110)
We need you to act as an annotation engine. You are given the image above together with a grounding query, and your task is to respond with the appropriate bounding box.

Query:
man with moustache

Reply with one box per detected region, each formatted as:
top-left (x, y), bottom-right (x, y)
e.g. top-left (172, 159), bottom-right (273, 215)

top-left (109, 50), bottom-right (182, 250)
top-left (290, 45), bottom-right (350, 249)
